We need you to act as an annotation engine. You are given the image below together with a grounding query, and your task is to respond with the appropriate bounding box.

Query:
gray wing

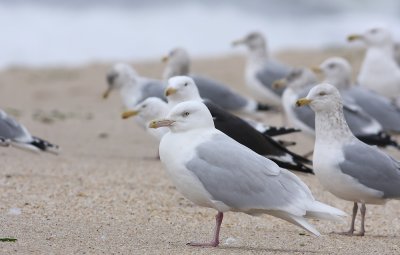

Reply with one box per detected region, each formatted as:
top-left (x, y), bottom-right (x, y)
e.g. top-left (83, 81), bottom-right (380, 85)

top-left (340, 141), bottom-right (400, 198)
top-left (341, 96), bottom-right (380, 136)
top-left (0, 110), bottom-right (32, 142)
top-left (186, 134), bottom-right (313, 215)
top-left (191, 75), bottom-right (249, 111)
top-left (346, 86), bottom-right (400, 132)
top-left (256, 59), bottom-right (292, 96)
top-left (139, 79), bottom-right (166, 103)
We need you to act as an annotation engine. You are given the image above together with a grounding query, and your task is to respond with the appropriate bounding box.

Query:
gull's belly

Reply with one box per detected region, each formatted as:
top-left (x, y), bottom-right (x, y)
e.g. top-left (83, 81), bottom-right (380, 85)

top-left (314, 146), bottom-right (383, 204)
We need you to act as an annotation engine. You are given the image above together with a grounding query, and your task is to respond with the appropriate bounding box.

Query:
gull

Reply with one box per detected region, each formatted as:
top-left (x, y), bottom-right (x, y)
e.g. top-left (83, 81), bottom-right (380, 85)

top-left (0, 109), bottom-right (59, 154)
top-left (121, 97), bottom-right (169, 142)
top-left (314, 56), bottom-right (400, 133)
top-left (149, 101), bottom-right (345, 247)
top-left (275, 69), bottom-right (400, 149)
top-left (348, 28), bottom-right (400, 98)
top-left (232, 32), bottom-right (292, 106)
top-left (296, 83), bottom-right (400, 236)
top-left (162, 47), bottom-right (271, 113)
top-left (165, 76), bottom-right (313, 174)
top-left (103, 63), bottom-right (165, 109)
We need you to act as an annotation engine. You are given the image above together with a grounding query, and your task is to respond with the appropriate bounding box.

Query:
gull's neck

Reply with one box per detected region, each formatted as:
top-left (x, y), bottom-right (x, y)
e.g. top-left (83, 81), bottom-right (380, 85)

top-left (324, 76), bottom-right (351, 90)
top-left (247, 47), bottom-right (268, 67)
top-left (162, 63), bottom-right (190, 81)
top-left (314, 103), bottom-right (354, 144)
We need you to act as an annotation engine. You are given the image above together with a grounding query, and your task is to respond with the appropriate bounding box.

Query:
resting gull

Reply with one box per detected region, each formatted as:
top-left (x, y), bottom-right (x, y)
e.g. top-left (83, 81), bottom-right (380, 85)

top-left (121, 97), bottom-right (169, 142)
top-left (296, 83), bottom-right (400, 236)
top-left (162, 47), bottom-right (271, 113)
top-left (0, 109), bottom-right (59, 153)
top-left (103, 63), bottom-right (165, 109)
top-left (348, 28), bottom-right (400, 98)
top-left (314, 56), bottom-right (400, 133)
top-left (165, 76), bottom-right (313, 174)
top-left (232, 32), bottom-right (292, 106)
top-left (275, 69), bottom-right (400, 149)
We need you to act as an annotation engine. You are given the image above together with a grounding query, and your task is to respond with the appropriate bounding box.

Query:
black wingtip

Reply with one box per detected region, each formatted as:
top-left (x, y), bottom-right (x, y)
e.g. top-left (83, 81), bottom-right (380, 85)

top-left (30, 136), bottom-right (60, 154)
top-left (357, 132), bottom-right (400, 150)
top-left (262, 127), bottom-right (301, 137)
top-left (271, 159), bottom-right (314, 174)
top-left (256, 103), bottom-right (272, 111)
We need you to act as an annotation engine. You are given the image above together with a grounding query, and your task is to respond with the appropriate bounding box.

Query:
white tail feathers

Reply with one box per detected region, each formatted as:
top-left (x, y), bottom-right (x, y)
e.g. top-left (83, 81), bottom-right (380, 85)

top-left (306, 201), bottom-right (347, 222)
top-left (268, 211), bottom-right (321, 236)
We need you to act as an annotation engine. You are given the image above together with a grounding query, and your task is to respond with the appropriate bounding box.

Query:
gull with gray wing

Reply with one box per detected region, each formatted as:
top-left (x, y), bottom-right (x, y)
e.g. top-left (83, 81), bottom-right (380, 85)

top-left (296, 83), bottom-right (400, 236)
top-left (149, 101), bottom-right (345, 247)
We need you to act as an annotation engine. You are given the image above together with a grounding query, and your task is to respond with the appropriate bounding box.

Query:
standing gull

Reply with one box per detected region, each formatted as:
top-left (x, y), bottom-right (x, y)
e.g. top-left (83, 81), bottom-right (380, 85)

top-left (296, 83), bottom-right (400, 236)
top-left (314, 56), bottom-right (400, 133)
top-left (121, 97), bottom-right (169, 142)
top-left (103, 63), bottom-right (165, 109)
top-left (0, 109), bottom-right (59, 153)
top-left (149, 101), bottom-right (345, 247)
top-left (348, 28), bottom-right (400, 98)
top-left (275, 69), bottom-right (400, 149)
top-left (232, 32), bottom-right (292, 106)
top-left (162, 47), bottom-right (271, 113)
top-left (165, 76), bottom-right (313, 174)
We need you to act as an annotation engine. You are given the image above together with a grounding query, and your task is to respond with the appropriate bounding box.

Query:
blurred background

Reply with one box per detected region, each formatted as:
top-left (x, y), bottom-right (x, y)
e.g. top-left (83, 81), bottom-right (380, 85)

top-left (1, 0), bottom-right (399, 69)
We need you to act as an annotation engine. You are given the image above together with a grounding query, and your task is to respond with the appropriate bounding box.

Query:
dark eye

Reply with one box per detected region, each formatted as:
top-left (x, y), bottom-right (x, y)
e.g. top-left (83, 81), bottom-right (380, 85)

top-left (328, 63), bottom-right (335, 69)
top-left (319, 92), bottom-right (327, 96)
top-left (370, 28), bottom-right (378, 34)
top-left (184, 83), bottom-right (188, 87)
top-left (182, 111), bottom-right (190, 117)
top-left (142, 104), bottom-right (147, 108)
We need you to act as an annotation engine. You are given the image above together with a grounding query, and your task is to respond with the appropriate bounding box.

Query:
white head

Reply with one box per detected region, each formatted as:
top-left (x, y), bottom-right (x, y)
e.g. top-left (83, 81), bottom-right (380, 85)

top-left (162, 48), bottom-right (191, 79)
top-left (122, 97), bottom-right (168, 123)
top-left (348, 28), bottom-right (394, 48)
top-left (296, 83), bottom-right (343, 113)
top-left (273, 68), bottom-right (317, 91)
top-left (149, 101), bottom-right (214, 133)
top-left (104, 63), bottom-right (138, 99)
top-left (315, 57), bottom-right (352, 89)
top-left (164, 76), bottom-right (202, 106)
top-left (232, 32), bottom-right (267, 52)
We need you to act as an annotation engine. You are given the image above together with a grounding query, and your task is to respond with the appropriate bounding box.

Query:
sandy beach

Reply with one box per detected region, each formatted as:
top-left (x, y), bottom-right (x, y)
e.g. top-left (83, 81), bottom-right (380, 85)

top-left (1, 50), bottom-right (400, 254)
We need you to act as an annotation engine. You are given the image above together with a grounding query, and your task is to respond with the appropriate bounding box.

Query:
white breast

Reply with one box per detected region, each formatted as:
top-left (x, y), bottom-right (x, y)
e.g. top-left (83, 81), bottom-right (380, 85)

top-left (159, 130), bottom-right (228, 210)
top-left (245, 66), bottom-right (281, 106)
top-left (313, 140), bottom-right (384, 204)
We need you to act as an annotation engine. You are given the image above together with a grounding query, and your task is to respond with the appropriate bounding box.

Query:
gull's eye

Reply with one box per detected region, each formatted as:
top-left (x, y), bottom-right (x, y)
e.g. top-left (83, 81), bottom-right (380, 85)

top-left (328, 63), bottom-right (336, 69)
top-left (182, 111), bottom-right (190, 117)
top-left (184, 83), bottom-right (188, 87)
top-left (142, 104), bottom-right (147, 108)
top-left (319, 92), bottom-right (327, 96)
top-left (370, 28), bottom-right (378, 34)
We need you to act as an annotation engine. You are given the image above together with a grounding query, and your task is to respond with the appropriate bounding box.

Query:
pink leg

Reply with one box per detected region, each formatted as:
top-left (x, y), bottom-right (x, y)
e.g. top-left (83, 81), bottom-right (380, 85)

top-left (187, 212), bottom-right (223, 247)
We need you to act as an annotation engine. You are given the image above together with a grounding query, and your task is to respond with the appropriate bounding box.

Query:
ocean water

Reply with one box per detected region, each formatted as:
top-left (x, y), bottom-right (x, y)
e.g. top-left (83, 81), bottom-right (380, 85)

top-left (1, 0), bottom-right (400, 68)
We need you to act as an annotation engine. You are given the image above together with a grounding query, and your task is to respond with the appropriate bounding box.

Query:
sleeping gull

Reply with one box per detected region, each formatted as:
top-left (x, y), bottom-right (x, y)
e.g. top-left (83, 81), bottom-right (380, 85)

top-left (315, 56), bottom-right (400, 133)
top-left (296, 83), bottom-right (400, 236)
top-left (103, 63), bottom-right (165, 109)
top-left (232, 32), bottom-right (292, 106)
top-left (275, 69), bottom-right (400, 149)
top-left (149, 101), bottom-right (345, 246)
top-left (121, 97), bottom-right (169, 142)
top-left (348, 28), bottom-right (400, 98)
top-left (165, 76), bottom-right (313, 174)
top-left (0, 109), bottom-right (59, 154)
top-left (162, 47), bottom-right (271, 113)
